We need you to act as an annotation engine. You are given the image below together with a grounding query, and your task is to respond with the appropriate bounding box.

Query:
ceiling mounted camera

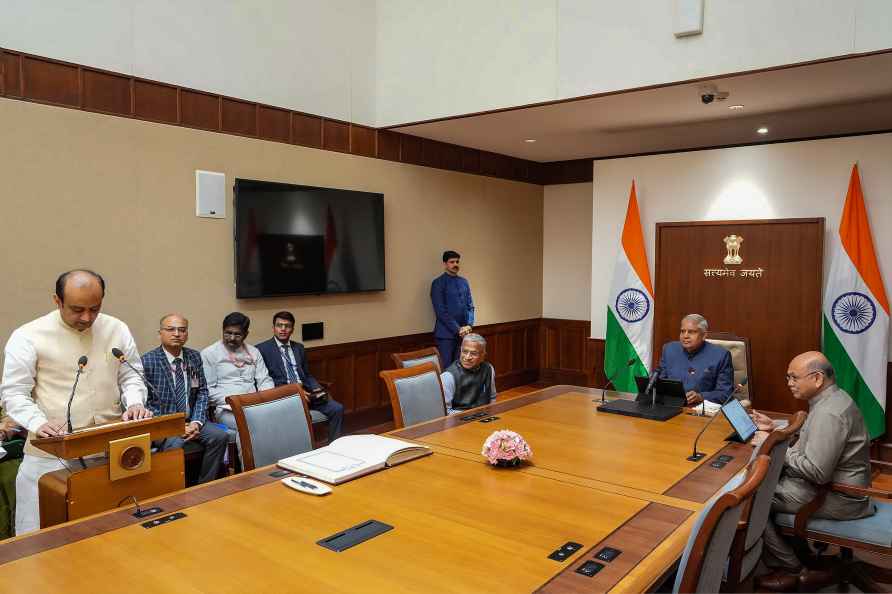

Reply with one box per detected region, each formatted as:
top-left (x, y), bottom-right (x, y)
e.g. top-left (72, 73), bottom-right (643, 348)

top-left (699, 84), bottom-right (729, 104)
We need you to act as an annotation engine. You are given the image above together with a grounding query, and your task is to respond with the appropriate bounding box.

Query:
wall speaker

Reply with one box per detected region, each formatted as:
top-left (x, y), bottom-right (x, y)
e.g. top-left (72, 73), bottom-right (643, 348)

top-left (195, 170), bottom-right (226, 218)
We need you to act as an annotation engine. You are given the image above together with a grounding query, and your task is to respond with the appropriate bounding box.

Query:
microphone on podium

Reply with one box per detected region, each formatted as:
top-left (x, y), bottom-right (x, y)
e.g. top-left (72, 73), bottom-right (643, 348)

top-left (66, 356), bottom-right (88, 434)
top-left (600, 357), bottom-right (636, 403)
top-left (111, 347), bottom-right (157, 393)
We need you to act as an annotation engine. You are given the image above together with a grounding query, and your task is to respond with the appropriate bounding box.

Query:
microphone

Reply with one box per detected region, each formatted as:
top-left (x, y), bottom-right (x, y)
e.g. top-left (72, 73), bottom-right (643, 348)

top-left (600, 358), bottom-right (636, 403)
top-left (698, 367), bottom-right (714, 417)
top-left (687, 386), bottom-right (737, 461)
top-left (735, 376), bottom-right (749, 393)
top-left (112, 348), bottom-right (157, 393)
top-left (644, 366), bottom-right (661, 407)
top-left (66, 356), bottom-right (88, 433)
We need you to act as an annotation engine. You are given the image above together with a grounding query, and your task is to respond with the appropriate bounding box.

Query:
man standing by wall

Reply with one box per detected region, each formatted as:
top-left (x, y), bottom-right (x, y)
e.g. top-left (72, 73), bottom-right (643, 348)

top-left (430, 250), bottom-right (475, 368)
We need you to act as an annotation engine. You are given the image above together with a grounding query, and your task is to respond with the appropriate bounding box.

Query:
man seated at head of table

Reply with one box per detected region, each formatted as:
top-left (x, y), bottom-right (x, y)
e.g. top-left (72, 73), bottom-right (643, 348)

top-left (440, 334), bottom-right (496, 415)
top-left (657, 313), bottom-right (733, 406)
top-left (200, 312), bottom-right (274, 432)
top-left (142, 314), bottom-right (228, 485)
top-left (0, 269), bottom-right (152, 535)
top-left (752, 351), bottom-right (874, 592)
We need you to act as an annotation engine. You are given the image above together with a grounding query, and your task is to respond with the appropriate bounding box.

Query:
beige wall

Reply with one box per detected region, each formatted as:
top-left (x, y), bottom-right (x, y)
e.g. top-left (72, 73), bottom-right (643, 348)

top-left (0, 99), bottom-right (543, 357)
top-left (542, 183), bottom-right (592, 320)
top-left (589, 133), bottom-right (892, 359)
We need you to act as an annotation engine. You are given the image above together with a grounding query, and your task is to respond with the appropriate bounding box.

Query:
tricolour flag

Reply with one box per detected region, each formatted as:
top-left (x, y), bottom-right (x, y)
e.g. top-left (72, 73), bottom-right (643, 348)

top-left (823, 164), bottom-right (889, 439)
top-left (605, 181), bottom-right (654, 392)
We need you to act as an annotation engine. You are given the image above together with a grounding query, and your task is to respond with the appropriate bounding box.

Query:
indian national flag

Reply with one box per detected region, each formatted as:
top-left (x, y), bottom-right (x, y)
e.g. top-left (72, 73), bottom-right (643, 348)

top-left (823, 164), bottom-right (889, 439)
top-left (605, 181), bottom-right (654, 392)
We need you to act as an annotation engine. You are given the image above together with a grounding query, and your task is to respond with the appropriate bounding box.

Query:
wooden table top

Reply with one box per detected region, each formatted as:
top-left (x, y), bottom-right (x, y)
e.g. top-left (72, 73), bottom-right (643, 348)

top-left (1, 384), bottom-right (756, 593)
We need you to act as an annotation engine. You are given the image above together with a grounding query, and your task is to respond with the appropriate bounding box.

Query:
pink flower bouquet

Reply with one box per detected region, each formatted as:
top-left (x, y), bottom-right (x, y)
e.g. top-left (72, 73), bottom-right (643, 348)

top-left (481, 430), bottom-right (532, 467)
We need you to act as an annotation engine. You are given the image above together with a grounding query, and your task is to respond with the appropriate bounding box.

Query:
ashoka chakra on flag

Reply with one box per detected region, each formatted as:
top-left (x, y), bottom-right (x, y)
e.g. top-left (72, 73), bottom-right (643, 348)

top-left (831, 291), bottom-right (877, 335)
top-left (616, 288), bottom-right (650, 323)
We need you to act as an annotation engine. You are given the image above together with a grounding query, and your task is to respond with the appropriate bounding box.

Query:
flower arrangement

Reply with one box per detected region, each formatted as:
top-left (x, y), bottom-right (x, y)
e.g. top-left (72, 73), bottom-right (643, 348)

top-left (481, 430), bottom-right (533, 467)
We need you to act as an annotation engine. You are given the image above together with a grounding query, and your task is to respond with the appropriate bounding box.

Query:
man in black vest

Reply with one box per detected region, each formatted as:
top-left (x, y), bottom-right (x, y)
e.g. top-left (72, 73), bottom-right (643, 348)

top-left (440, 334), bottom-right (496, 413)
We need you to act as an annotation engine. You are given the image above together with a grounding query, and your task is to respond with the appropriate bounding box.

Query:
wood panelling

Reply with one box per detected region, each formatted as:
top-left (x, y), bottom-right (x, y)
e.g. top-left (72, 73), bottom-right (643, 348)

top-left (540, 319), bottom-right (591, 385)
top-left (0, 46), bottom-right (551, 185)
top-left (322, 119), bottom-right (349, 152)
top-left (291, 112), bottom-right (323, 148)
top-left (180, 90), bottom-right (219, 131)
top-left (82, 69), bottom-right (131, 116)
top-left (535, 159), bottom-right (594, 184)
top-left (654, 219), bottom-right (824, 414)
top-left (257, 105), bottom-right (291, 143)
top-left (349, 124), bottom-right (376, 158)
top-left (2, 51), bottom-right (23, 97)
top-left (221, 97), bottom-right (257, 136)
top-left (22, 56), bottom-right (79, 107)
top-left (400, 133), bottom-right (424, 165)
top-left (376, 129), bottom-right (401, 161)
top-left (133, 80), bottom-right (178, 123)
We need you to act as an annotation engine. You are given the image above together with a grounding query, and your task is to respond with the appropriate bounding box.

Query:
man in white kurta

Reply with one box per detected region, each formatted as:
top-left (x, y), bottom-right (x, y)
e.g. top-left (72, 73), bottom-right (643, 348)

top-left (0, 270), bottom-right (151, 535)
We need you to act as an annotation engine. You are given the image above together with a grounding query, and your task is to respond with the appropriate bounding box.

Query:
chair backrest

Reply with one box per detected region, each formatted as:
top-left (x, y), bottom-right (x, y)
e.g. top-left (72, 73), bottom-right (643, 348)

top-left (706, 331), bottom-right (754, 403)
top-left (226, 383), bottom-right (315, 471)
top-left (390, 347), bottom-right (443, 372)
top-left (379, 362), bottom-right (447, 429)
top-left (673, 454), bottom-right (770, 594)
top-left (743, 410), bottom-right (807, 549)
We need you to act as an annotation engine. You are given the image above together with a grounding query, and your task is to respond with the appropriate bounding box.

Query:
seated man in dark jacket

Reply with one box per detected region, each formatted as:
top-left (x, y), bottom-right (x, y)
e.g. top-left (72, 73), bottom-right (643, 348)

top-left (255, 311), bottom-right (343, 442)
top-left (440, 334), bottom-right (496, 413)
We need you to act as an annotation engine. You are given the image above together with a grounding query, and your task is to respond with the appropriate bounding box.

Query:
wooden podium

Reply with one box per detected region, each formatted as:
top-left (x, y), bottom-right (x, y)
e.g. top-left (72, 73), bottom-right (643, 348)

top-left (32, 413), bottom-right (187, 528)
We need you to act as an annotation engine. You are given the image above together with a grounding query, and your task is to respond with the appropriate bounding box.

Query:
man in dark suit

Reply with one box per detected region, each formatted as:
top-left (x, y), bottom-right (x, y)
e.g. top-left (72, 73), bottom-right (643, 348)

top-left (430, 250), bottom-right (475, 368)
top-left (255, 311), bottom-right (343, 442)
top-left (142, 314), bottom-right (228, 484)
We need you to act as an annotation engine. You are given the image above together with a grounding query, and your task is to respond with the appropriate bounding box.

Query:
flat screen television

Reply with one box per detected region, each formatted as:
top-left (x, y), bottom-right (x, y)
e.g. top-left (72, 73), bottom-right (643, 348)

top-left (234, 179), bottom-right (385, 298)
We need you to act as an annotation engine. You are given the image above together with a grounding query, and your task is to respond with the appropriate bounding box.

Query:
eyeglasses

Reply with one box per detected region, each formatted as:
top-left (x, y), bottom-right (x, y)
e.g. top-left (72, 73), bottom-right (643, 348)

top-left (161, 326), bottom-right (188, 334)
top-left (223, 331), bottom-right (245, 339)
top-left (785, 370), bottom-right (823, 383)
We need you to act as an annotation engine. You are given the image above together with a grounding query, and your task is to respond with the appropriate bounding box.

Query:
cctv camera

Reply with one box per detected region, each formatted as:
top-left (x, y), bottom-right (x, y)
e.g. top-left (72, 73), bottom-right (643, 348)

top-left (701, 93), bottom-right (715, 104)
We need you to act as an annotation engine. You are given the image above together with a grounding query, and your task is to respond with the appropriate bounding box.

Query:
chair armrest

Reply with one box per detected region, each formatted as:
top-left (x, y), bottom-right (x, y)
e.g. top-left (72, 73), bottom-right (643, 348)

top-left (793, 485), bottom-right (829, 538)
top-left (871, 460), bottom-right (892, 474)
top-left (829, 481), bottom-right (892, 500)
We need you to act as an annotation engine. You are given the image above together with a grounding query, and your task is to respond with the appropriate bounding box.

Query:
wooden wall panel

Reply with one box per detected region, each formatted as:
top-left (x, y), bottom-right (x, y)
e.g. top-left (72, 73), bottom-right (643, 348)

top-left (257, 105), bottom-right (290, 143)
top-left (322, 119), bottom-right (349, 152)
top-left (376, 129), bottom-right (401, 161)
top-left (82, 69), bottom-right (131, 116)
top-left (349, 124), bottom-right (376, 158)
top-left (0, 46), bottom-right (547, 186)
top-left (654, 219), bottom-right (824, 414)
top-left (2, 52), bottom-right (23, 97)
top-left (133, 80), bottom-right (178, 123)
top-left (539, 319), bottom-right (591, 384)
top-left (292, 112), bottom-right (322, 148)
top-left (221, 98), bottom-right (257, 136)
top-left (180, 90), bottom-right (219, 131)
top-left (23, 57), bottom-right (79, 106)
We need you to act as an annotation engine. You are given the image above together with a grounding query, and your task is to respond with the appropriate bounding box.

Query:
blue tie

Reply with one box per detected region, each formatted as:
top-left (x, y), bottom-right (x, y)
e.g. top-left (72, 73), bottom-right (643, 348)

top-left (282, 345), bottom-right (300, 384)
top-left (173, 358), bottom-right (187, 411)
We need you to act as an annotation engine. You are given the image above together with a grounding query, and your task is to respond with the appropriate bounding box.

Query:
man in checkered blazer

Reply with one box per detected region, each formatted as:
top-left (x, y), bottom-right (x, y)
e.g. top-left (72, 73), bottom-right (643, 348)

top-left (141, 313), bottom-right (228, 484)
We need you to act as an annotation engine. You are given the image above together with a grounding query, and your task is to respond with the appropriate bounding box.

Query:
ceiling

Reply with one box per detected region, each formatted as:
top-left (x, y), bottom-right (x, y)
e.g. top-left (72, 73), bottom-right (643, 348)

top-left (391, 52), bottom-right (892, 162)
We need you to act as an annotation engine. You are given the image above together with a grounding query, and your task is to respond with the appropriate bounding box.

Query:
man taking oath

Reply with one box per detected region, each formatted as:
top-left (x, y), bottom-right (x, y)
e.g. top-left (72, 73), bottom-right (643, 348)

top-left (0, 270), bottom-right (151, 535)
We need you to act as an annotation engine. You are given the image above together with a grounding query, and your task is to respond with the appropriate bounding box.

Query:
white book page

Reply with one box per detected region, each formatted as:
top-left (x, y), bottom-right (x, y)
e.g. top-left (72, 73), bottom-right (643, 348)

top-left (297, 450), bottom-right (366, 473)
top-left (326, 434), bottom-right (421, 464)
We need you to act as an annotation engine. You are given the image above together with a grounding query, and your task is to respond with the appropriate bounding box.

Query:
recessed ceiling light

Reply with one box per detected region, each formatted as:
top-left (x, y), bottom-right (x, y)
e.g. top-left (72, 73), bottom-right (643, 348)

top-left (728, 104), bottom-right (744, 110)
top-left (757, 127), bottom-right (769, 134)
top-left (524, 138), bottom-right (537, 143)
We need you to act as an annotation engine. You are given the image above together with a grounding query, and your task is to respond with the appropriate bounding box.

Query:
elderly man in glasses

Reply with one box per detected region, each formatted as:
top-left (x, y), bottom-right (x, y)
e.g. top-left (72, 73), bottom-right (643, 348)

top-left (200, 312), bottom-right (274, 431)
top-left (753, 351), bottom-right (873, 592)
top-left (657, 313), bottom-right (734, 406)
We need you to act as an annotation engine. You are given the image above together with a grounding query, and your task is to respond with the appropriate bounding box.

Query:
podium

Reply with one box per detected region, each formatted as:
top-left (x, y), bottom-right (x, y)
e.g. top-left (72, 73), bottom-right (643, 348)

top-left (31, 413), bottom-right (187, 528)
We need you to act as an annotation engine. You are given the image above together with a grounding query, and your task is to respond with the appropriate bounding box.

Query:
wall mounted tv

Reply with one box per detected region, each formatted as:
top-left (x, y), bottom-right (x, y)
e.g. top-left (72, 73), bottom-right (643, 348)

top-left (234, 179), bottom-right (385, 298)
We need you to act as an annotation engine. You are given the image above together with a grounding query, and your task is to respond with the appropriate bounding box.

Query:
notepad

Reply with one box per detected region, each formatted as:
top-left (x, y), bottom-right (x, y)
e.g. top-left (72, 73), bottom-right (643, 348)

top-left (277, 434), bottom-right (432, 484)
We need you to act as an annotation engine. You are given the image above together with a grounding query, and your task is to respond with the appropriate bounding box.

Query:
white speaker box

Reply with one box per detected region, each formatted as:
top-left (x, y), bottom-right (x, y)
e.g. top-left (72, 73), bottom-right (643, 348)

top-left (673, 0), bottom-right (704, 38)
top-left (195, 170), bottom-right (226, 218)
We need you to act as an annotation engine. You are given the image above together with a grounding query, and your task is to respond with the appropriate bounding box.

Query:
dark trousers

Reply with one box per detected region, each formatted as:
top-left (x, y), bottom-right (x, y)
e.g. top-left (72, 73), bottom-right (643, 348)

top-left (311, 397), bottom-right (344, 442)
top-left (155, 422), bottom-right (229, 484)
top-left (436, 338), bottom-right (459, 369)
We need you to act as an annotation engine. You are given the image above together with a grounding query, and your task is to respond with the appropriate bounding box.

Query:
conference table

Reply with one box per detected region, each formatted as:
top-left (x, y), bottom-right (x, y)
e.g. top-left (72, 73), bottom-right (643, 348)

top-left (0, 386), bottom-right (756, 593)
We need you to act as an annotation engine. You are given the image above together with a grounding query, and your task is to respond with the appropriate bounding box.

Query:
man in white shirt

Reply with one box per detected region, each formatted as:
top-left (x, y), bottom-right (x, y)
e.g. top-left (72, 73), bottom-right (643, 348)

top-left (200, 312), bottom-right (274, 431)
top-left (0, 270), bottom-right (151, 535)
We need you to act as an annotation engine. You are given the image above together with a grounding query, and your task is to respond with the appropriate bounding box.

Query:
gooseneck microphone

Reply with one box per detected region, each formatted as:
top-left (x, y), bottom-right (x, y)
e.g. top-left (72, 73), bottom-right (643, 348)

top-left (644, 366), bottom-right (662, 407)
top-left (66, 356), bottom-right (88, 433)
top-left (600, 358), bottom-right (636, 403)
top-left (111, 347), bottom-right (157, 393)
top-left (687, 385), bottom-right (740, 461)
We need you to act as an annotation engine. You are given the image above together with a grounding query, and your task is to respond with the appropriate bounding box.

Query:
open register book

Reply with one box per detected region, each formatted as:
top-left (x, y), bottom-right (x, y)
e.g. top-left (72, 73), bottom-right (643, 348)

top-left (277, 434), bottom-right (432, 484)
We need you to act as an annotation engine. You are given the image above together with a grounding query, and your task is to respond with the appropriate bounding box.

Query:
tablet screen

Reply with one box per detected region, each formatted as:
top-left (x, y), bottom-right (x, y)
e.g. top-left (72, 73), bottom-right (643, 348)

top-left (721, 398), bottom-right (757, 442)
